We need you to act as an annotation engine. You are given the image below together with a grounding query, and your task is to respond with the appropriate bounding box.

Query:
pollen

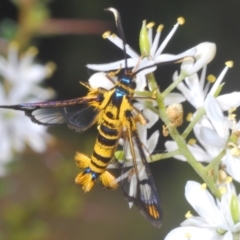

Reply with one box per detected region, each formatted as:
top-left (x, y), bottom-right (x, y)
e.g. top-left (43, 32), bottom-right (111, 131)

top-left (234, 130), bottom-right (240, 138)
top-left (9, 41), bottom-right (19, 50)
top-left (157, 24), bottom-right (164, 32)
top-left (186, 112), bottom-right (193, 122)
top-left (201, 183), bottom-right (207, 190)
top-left (219, 187), bottom-right (227, 195)
top-left (188, 138), bottom-right (196, 145)
top-left (27, 46), bottom-right (39, 56)
top-left (229, 107), bottom-right (237, 114)
top-left (226, 176), bottom-right (233, 184)
top-left (207, 74), bottom-right (216, 83)
top-left (162, 125), bottom-right (169, 137)
top-left (177, 17), bottom-right (185, 25)
top-left (217, 169), bottom-right (227, 185)
top-left (229, 143), bottom-right (240, 157)
top-left (166, 103), bottom-right (183, 127)
top-left (228, 113), bottom-right (236, 121)
top-left (185, 211), bottom-right (193, 218)
top-left (102, 31), bottom-right (111, 39)
top-left (185, 233), bottom-right (191, 239)
top-left (45, 62), bottom-right (57, 78)
top-left (111, 33), bottom-right (117, 38)
top-left (225, 61), bottom-right (234, 68)
top-left (146, 22), bottom-right (155, 29)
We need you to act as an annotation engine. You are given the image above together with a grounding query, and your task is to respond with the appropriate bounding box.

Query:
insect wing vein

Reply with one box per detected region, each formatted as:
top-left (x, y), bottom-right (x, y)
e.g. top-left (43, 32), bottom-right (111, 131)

top-left (0, 97), bottom-right (100, 132)
top-left (120, 126), bottom-right (162, 228)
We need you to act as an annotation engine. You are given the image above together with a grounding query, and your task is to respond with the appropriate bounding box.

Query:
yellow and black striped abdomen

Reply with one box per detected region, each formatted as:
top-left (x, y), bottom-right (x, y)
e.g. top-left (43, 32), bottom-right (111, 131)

top-left (75, 108), bottom-right (122, 192)
top-left (90, 120), bottom-right (120, 173)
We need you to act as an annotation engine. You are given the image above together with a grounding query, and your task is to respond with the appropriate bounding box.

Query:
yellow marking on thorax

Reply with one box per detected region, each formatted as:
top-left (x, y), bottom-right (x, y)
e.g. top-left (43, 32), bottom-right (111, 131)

top-left (118, 96), bottom-right (134, 119)
top-left (101, 114), bottom-right (121, 126)
top-left (99, 90), bottom-right (115, 110)
top-left (116, 82), bottom-right (134, 96)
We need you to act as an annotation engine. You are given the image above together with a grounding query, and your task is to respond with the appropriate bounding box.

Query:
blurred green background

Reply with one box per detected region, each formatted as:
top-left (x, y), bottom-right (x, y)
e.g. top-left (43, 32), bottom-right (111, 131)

top-left (1, 0), bottom-right (240, 239)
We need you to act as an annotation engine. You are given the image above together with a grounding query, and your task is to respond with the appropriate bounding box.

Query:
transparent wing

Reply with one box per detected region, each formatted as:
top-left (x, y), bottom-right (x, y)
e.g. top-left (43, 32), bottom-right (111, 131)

top-left (117, 122), bottom-right (162, 228)
top-left (0, 96), bottom-right (100, 132)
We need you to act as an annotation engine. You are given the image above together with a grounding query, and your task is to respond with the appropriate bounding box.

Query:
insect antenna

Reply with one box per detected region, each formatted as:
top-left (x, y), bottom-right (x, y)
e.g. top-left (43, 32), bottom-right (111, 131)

top-left (132, 56), bottom-right (195, 77)
top-left (105, 8), bottom-right (196, 80)
top-left (105, 8), bottom-right (128, 74)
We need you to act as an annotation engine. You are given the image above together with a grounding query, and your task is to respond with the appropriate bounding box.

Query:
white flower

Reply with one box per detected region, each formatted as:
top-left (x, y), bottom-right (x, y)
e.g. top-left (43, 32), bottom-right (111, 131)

top-left (165, 95), bottom-right (229, 163)
top-left (87, 17), bottom-right (197, 91)
top-left (166, 93), bottom-right (240, 183)
top-left (222, 118), bottom-right (240, 183)
top-left (180, 42), bottom-right (216, 76)
top-left (165, 181), bottom-right (240, 240)
top-left (165, 61), bottom-right (240, 182)
top-left (173, 61), bottom-right (233, 109)
top-left (0, 42), bottom-right (55, 101)
top-left (0, 43), bottom-right (55, 176)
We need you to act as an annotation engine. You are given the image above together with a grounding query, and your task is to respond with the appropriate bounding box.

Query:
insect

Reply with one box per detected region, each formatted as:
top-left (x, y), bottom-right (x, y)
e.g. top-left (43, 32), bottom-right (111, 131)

top-left (0, 8), bottom-right (189, 227)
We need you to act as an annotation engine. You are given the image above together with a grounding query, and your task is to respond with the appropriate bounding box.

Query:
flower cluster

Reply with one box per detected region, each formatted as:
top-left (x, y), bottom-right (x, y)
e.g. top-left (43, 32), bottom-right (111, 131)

top-left (86, 8), bottom-right (240, 238)
top-left (165, 180), bottom-right (240, 240)
top-left (1, 6), bottom-right (239, 237)
top-left (0, 42), bottom-right (55, 175)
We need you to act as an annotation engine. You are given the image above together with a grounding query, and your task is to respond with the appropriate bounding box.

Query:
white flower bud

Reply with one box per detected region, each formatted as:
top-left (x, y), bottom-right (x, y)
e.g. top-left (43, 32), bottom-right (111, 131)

top-left (181, 42), bottom-right (216, 76)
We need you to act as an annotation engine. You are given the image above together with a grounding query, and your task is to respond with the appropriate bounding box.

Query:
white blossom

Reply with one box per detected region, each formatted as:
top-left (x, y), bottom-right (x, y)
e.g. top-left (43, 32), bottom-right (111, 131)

top-left (87, 17), bottom-right (197, 91)
top-left (173, 61), bottom-right (233, 109)
top-left (165, 181), bottom-right (240, 240)
top-left (180, 42), bottom-right (216, 76)
top-left (0, 43), bottom-right (55, 176)
top-left (165, 61), bottom-right (240, 182)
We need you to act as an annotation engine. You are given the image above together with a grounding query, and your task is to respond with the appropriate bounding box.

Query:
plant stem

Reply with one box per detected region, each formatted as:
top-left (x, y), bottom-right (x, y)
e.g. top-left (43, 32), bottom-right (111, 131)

top-left (182, 108), bottom-right (206, 139)
top-left (148, 72), bottom-right (221, 199)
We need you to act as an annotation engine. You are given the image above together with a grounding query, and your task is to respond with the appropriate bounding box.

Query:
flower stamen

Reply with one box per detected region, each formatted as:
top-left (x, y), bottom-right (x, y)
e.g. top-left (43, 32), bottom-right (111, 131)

top-left (154, 17), bottom-right (185, 57)
top-left (188, 138), bottom-right (196, 145)
top-left (185, 211), bottom-right (193, 218)
top-left (207, 74), bottom-right (216, 83)
top-left (201, 183), bottom-right (207, 190)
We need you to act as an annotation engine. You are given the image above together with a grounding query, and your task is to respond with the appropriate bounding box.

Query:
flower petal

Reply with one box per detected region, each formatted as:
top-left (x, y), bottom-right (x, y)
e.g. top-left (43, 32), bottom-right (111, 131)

top-left (165, 226), bottom-right (219, 240)
top-left (224, 150), bottom-right (240, 183)
top-left (205, 95), bottom-right (229, 141)
top-left (181, 42), bottom-right (216, 76)
top-left (88, 72), bottom-right (115, 89)
top-left (185, 181), bottom-right (227, 229)
top-left (164, 92), bottom-right (186, 106)
top-left (216, 92), bottom-right (240, 111)
top-left (165, 141), bottom-right (211, 162)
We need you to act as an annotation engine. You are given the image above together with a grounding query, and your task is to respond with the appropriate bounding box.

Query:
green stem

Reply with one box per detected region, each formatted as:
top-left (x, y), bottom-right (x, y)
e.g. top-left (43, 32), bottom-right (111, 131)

top-left (148, 72), bottom-right (221, 199)
top-left (168, 124), bottom-right (221, 199)
top-left (162, 71), bottom-right (187, 98)
top-left (205, 149), bottom-right (226, 172)
top-left (151, 150), bottom-right (180, 162)
top-left (182, 108), bottom-right (206, 139)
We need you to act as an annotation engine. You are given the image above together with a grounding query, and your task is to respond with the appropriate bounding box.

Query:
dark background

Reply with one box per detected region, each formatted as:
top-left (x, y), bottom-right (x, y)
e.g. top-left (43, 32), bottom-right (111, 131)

top-left (0, 0), bottom-right (239, 239)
